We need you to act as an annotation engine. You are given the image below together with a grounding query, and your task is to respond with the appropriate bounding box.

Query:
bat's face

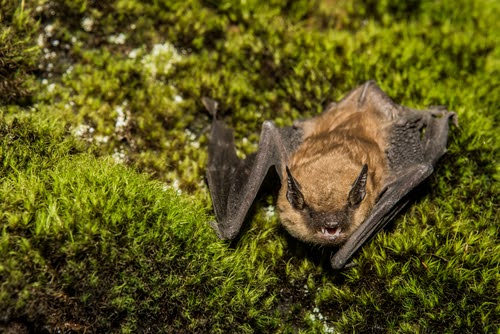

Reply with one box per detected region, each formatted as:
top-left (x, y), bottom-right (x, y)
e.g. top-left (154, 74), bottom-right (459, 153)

top-left (277, 161), bottom-right (376, 246)
top-left (276, 106), bottom-right (389, 246)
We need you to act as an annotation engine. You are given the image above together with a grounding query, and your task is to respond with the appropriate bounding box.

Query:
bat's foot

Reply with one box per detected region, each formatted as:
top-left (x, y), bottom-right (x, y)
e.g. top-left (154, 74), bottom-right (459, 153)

top-left (429, 107), bottom-right (458, 128)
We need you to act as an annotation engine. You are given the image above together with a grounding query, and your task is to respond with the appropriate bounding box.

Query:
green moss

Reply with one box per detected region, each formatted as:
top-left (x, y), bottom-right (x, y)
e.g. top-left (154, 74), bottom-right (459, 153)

top-left (1, 0), bottom-right (499, 332)
top-left (0, 114), bottom-right (282, 332)
top-left (0, 0), bottom-right (40, 104)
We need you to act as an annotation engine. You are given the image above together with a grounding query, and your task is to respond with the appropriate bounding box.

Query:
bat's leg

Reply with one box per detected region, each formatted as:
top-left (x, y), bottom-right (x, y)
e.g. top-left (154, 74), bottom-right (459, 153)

top-left (341, 81), bottom-right (402, 119)
top-left (207, 120), bottom-right (292, 240)
top-left (331, 163), bottom-right (433, 269)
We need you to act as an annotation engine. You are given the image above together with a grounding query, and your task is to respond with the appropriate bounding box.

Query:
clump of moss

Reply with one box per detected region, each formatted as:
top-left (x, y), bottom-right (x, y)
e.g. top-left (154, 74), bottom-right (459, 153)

top-left (0, 0), bottom-right (40, 105)
top-left (0, 114), bottom-right (283, 332)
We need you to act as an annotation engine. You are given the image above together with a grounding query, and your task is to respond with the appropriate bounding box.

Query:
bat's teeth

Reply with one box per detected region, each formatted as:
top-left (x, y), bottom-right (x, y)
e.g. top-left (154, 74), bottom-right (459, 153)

top-left (320, 226), bottom-right (342, 237)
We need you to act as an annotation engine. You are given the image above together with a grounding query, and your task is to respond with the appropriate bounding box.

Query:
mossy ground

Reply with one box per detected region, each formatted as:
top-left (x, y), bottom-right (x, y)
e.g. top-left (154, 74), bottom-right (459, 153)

top-left (1, 0), bottom-right (498, 333)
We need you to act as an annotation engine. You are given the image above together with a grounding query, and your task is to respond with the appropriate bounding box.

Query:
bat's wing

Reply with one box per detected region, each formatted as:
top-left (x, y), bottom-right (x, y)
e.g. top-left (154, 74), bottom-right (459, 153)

top-left (203, 98), bottom-right (303, 240)
top-left (331, 82), bottom-right (457, 269)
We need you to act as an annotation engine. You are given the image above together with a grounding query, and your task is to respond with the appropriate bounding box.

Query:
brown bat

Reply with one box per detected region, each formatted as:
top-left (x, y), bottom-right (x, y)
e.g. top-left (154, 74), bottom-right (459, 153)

top-left (203, 81), bottom-right (456, 269)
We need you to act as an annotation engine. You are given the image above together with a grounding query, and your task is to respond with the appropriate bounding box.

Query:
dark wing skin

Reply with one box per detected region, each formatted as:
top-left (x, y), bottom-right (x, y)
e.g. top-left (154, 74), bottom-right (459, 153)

top-left (203, 97), bottom-right (303, 240)
top-left (330, 82), bottom-right (456, 269)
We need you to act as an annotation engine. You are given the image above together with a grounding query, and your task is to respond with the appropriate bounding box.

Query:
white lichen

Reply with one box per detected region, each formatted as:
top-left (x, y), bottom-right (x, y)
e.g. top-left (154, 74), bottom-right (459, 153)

top-left (73, 124), bottom-right (95, 138)
top-left (44, 24), bottom-right (55, 37)
top-left (65, 65), bottom-right (74, 75)
top-left (94, 135), bottom-right (110, 144)
top-left (162, 179), bottom-right (182, 194)
top-left (108, 33), bottom-right (126, 45)
top-left (264, 205), bottom-right (276, 220)
top-left (161, 179), bottom-right (182, 194)
top-left (112, 147), bottom-right (126, 164)
top-left (37, 33), bottom-right (45, 47)
top-left (184, 128), bottom-right (196, 141)
top-left (128, 48), bottom-right (141, 59)
top-left (184, 128), bottom-right (201, 149)
top-left (81, 17), bottom-right (94, 32)
top-left (47, 83), bottom-right (56, 93)
top-left (310, 306), bottom-right (335, 333)
top-left (115, 104), bottom-right (129, 132)
top-left (174, 94), bottom-right (183, 103)
top-left (141, 42), bottom-right (182, 78)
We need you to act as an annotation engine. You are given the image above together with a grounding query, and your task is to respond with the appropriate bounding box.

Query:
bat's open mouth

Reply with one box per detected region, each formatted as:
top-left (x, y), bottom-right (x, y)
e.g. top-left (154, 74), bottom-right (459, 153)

top-left (319, 225), bottom-right (342, 239)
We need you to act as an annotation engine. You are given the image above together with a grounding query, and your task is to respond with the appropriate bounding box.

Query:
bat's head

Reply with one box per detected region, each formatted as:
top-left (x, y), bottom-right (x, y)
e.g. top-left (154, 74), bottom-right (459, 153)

top-left (278, 163), bottom-right (374, 246)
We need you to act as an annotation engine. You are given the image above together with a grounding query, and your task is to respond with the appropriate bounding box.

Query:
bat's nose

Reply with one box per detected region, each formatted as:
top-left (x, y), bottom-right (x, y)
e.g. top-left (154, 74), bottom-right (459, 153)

top-left (324, 221), bottom-right (339, 229)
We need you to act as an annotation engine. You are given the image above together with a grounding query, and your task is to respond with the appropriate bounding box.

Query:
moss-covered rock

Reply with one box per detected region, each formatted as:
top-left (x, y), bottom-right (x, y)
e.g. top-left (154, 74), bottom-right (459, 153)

top-left (0, 0), bottom-right (498, 332)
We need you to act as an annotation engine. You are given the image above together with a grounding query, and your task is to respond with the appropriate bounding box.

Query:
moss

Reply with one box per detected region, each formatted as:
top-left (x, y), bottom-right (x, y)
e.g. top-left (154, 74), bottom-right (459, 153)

top-left (0, 0), bottom-right (40, 104)
top-left (0, 114), bottom-right (281, 332)
top-left (0, 0), bottom-right (499, 332)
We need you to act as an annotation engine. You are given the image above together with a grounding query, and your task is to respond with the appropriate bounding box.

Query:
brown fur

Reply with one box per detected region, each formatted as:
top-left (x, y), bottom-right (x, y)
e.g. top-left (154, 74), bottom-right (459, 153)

top-left (277, 95), bottom-right (391, 245)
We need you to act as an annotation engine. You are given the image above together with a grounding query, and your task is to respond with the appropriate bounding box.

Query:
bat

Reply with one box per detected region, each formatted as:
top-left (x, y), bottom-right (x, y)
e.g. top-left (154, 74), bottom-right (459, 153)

top-left (203, 81), bottom-right (456, 269)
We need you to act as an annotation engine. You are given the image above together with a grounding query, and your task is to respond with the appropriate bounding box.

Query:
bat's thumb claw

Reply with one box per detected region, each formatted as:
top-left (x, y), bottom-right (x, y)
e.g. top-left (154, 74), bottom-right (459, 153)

top-left (202, 97), bottom-right (219, 118)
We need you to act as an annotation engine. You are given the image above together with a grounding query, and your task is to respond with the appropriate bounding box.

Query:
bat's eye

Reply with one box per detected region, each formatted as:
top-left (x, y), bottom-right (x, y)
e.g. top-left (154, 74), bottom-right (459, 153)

top-left (285, 166), bottom-right (305, 210)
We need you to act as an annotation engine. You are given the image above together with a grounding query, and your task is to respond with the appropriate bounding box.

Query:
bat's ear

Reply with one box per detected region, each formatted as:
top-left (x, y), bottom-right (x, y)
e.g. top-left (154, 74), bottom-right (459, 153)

top-left (286, 166), bottom-right (305, 210)
top-left (348, 164), bottom-right (368, 208)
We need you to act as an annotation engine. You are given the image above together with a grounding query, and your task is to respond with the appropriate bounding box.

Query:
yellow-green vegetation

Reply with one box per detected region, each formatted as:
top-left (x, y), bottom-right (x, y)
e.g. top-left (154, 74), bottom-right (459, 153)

top-left (1, 0), bottom-right (498, 333)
